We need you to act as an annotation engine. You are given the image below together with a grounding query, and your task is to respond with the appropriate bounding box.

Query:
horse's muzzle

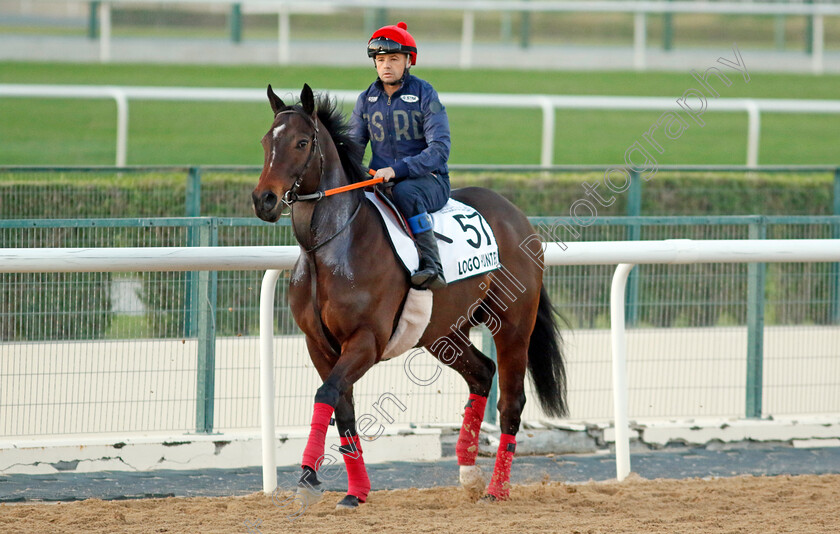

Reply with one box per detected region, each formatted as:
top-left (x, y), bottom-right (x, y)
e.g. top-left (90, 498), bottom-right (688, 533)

top-left (252, 190), bottom-right (280, 222)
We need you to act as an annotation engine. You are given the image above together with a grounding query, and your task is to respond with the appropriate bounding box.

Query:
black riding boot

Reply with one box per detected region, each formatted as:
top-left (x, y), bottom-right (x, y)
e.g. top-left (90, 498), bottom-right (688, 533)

top-left (411, 229), bottom-right (447, 290)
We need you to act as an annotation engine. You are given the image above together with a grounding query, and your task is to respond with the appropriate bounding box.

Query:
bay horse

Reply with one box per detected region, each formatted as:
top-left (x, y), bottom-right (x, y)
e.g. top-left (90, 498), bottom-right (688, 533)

top-left (252, 84), bottom-right (567, 509)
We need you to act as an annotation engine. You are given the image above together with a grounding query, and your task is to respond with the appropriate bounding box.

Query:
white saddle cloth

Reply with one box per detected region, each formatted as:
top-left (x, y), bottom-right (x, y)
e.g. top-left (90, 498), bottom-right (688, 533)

top-left (365, 192), bottom-right (500, 283)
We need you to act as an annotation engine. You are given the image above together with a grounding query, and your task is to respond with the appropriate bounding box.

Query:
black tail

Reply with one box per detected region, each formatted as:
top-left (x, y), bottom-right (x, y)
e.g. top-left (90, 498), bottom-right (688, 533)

top-left (527, 285), bottom-right (568, 418)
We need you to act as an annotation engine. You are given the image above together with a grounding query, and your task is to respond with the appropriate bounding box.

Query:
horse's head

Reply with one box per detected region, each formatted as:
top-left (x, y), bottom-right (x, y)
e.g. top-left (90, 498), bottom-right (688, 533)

top-left (252, 83), bottom-right (321, 222)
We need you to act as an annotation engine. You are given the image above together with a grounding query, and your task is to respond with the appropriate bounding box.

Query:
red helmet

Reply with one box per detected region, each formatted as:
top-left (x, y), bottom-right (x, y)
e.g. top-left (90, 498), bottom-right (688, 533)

top-left (367, 21), bottom-right (417, 66)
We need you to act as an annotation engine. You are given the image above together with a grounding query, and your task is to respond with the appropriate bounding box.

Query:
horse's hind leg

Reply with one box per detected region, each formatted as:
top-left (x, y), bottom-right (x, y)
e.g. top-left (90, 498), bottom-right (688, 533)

top-left (484, 326), bottom-right (531, 501)
top-left (429, 340), bottom-right (496, 498)
top-left (333, 387), bottom-right (370, 509)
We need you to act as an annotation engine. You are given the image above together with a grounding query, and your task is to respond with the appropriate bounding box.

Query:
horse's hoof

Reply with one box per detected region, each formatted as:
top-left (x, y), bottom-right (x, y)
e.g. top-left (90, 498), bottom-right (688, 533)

top-left (335, 494), bottom-right (360, 510)
top-left (296, 466), bottom-right (323, 507)
top-left (295, 483), bottom-right (324, 508)
top-left (459, 465), bottom-right (486, 499)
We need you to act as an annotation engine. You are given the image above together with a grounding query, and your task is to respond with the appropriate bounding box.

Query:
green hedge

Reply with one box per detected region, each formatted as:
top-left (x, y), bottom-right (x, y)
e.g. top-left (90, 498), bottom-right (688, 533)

top-left (0, 172), bottom-right (192, 219)
top-left (451, 170), bottom-right (837, 217)
top-left (1, 170), bottom-right (837, 219)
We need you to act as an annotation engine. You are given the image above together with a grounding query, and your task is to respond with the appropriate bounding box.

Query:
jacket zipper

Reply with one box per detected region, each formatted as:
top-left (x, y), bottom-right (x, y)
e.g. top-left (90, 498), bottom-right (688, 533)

top-left (386, 92), bottom-right (397, 167)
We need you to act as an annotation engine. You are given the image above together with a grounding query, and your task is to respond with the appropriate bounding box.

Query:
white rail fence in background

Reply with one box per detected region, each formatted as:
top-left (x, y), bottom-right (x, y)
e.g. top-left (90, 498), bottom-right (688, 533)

top-left (70, 0), bottom-right (840, 72)
top-left (3, 84), bottom-right (840, 167)
top-left (3, 238), bottom-right (840, 491)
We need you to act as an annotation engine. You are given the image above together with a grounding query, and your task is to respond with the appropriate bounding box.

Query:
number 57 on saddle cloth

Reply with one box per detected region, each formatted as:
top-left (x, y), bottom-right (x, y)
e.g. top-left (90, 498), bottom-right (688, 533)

top-left (365, 191), bottom-right (501, 284)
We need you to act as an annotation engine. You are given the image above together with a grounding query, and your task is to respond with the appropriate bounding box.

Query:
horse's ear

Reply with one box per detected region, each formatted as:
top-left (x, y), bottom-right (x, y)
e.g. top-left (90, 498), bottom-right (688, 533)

top-left (267, 84), bottom-right (285, 115)
top-left (300, 83), bottom-right (315, 117)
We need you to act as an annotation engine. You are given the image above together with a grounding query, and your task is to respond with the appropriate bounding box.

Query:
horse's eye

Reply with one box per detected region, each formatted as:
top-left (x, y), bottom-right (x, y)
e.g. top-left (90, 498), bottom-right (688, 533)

top-left (297, 139), bottom-right (309, 149)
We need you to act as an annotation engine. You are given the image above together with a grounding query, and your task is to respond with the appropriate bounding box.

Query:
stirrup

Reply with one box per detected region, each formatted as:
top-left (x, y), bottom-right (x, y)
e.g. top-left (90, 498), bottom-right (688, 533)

top-left (411, 269), bottom-right (446, 290)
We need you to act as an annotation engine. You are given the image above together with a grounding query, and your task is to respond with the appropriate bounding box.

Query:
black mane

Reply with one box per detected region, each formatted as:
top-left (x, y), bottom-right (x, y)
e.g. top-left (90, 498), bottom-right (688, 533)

top-left (291, 94), bottom-right (367, 184)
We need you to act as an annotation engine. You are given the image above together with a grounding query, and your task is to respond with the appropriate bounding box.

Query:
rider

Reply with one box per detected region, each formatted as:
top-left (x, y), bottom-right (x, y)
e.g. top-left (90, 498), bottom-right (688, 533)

top-left (350, 21), bottom-right (450, 290)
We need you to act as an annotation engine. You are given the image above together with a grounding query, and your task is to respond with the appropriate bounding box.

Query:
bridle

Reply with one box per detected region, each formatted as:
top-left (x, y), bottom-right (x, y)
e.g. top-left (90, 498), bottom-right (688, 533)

top-left (274, 109), bottom-right (326, 214)
top-left (272, 108), bottom-right (363, 254)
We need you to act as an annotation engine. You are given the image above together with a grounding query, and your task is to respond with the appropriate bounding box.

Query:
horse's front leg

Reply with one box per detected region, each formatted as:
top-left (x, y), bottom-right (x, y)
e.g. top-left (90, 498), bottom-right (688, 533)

top-left (297, 329), bottom-right (378, 507)
top-left (333, 387), bottom-right (370, 509)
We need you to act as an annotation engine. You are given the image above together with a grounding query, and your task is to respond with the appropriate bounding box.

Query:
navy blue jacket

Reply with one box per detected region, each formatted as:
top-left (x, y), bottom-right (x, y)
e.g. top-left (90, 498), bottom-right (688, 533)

top-left (349, 73), bottom-right (450, 179)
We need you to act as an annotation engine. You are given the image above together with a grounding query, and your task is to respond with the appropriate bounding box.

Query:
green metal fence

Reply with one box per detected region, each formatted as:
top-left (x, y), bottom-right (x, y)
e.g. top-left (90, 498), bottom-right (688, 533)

top-left (1, 165), bottom-right (839, 437)
top-left (2, 215), bottom-right (839, 437)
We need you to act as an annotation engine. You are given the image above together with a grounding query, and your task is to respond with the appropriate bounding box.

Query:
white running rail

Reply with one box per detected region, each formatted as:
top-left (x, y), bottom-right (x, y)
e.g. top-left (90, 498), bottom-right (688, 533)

top-left (4, 84), bottom-right (840, 167)
top-left (47, 1), bottom-right (840, 73)
top-left (3, 238), bottom-right (840, 490)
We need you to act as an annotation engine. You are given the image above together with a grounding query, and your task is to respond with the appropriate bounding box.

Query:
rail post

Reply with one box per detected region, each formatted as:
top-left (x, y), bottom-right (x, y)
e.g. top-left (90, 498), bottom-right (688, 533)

top-left (812, 13), bottom-right (824, 75)
top-left (88, 1), bottom-right (100, 40)
top-left (832, 168), bottom-right (840, 324)
top-left (805, 0), bottom-right (814, 55)
top-left (260, 269), bottom-right (283, 493)
top-left (230, 3), bottom-right (243, 44)
top-left (745, 218), bottom-right (767, 419)
top-left (745, 101), bottom-right (760, 167)
top-left (99, 1), bottom-right (111, 63)
top-left (501, 11), bottom-right (513, 42)
top-left (195, 219), bottom-right (219, 433)
top-left (519, 0), bottom-right (530, 49)
top-left (460, 10), bottom-right (475, 69)
top-left (774, 14), bottom-right (786, 51)
top-left (662, 0), bottom-right (673, 51)
top-left (633, 11), bottom-right (647, 71)
top-left (481, 326), bottom-right (499, 425)
top-left (186, 167), bottom-right (202, 217)
top-left (539, 98), bottom-right (555, 168)
top-left (625, 170), bottom-right (642, 326)
top-left (611, 263), bottom-right (636, 482)
top-left (184, 168), bottom-right (202, 337)
top-left (278, 3), bottom-right (290, 65)
top-left (374, 8), bottom-right (388, 29)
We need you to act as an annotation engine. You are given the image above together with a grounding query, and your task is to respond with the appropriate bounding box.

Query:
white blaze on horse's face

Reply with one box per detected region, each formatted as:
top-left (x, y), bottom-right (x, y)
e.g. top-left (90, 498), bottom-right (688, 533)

top-left (270, 124), bottom-right (286, 163)
top-left (254, 112), bottom-right (315, 222)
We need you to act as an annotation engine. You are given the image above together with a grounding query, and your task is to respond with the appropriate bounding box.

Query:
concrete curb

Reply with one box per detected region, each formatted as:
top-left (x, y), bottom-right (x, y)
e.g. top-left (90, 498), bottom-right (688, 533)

top-left (3, 417), bottom-right (839, 475)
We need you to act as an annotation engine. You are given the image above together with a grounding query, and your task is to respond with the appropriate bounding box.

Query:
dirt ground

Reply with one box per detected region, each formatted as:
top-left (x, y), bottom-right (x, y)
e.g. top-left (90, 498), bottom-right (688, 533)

top-left (2, 474), bottom-right (839, 534)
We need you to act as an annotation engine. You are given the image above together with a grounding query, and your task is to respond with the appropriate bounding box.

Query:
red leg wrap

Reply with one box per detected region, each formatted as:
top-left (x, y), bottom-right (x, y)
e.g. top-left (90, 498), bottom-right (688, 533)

top-left (340, 434), bottom-right (370, 503)
top-left (456, 394), bottom-right (488, 466)
top-left (301, 402), bottom-right (334, 471)
top-left (487, 433), bottom-right (516, 500)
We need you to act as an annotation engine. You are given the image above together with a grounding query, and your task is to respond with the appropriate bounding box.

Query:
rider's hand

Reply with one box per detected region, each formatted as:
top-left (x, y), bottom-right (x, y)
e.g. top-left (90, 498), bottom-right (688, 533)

top-left (374, 167), bottom-right (396, 182)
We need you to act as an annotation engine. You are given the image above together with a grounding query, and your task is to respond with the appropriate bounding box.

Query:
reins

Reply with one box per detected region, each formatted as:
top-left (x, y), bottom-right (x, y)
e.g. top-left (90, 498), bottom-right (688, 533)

top-left (292, 170), bottom-right (384, 202)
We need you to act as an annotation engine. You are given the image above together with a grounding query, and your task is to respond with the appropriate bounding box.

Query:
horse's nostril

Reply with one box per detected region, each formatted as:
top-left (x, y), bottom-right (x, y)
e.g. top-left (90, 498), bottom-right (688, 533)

top-left (262, 191), bottom-right (278, 211)
top-left (253, 191), bottom-right (278, 213)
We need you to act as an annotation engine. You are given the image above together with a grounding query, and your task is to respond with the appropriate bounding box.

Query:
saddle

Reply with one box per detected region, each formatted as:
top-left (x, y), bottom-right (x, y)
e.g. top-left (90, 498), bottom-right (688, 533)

top-left (365, 186), bottom-right (500, 284)
top-left (368, 184), bottom-right (417, 238)
top-left (364, 183), bottom-right (500, 360)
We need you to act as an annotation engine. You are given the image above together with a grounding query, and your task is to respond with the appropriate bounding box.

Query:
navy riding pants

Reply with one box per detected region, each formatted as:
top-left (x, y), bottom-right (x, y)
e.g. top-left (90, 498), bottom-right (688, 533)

top-left (390, 172), bottom-right (450, 218)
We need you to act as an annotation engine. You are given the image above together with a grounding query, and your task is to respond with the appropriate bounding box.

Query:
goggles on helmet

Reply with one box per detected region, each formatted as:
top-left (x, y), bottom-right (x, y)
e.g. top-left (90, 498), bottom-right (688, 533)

top-left (367, 37), bottom-right (416, 58)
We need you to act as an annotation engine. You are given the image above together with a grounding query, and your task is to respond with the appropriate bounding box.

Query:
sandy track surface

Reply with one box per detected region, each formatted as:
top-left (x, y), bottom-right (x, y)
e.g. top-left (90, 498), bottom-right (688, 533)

top-left (2, 474), bottom-right (839, 533)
